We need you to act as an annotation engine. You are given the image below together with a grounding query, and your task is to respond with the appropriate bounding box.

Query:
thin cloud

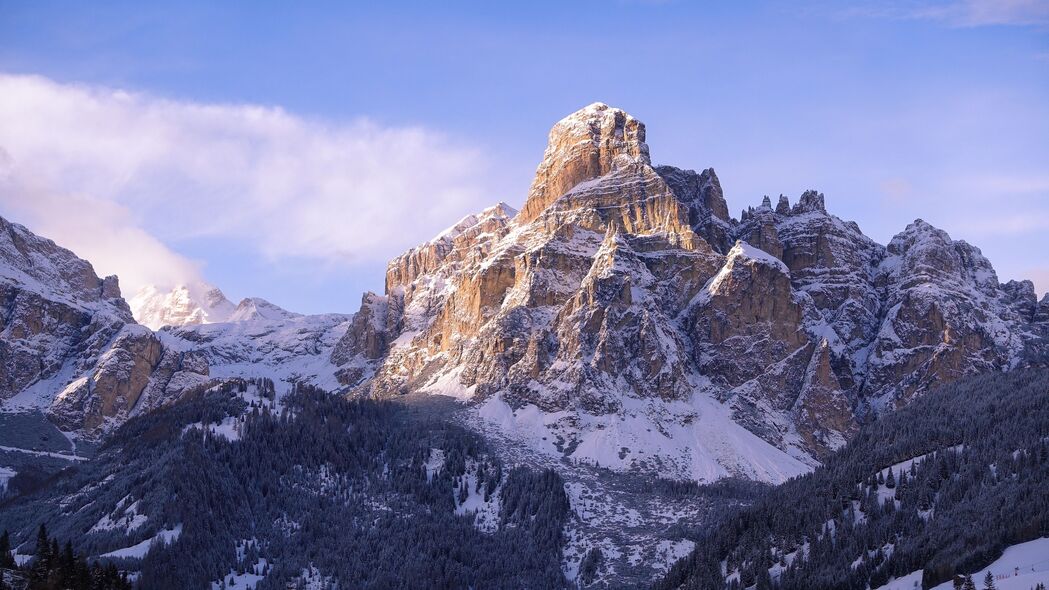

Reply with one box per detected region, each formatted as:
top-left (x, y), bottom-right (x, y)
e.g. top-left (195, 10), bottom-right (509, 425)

top-left (842, 0), bottom-right (1049, 27)
top-left (951, 214), bottom-right (1049, 236)
top-left (0, 74), bottom-right (495, 297)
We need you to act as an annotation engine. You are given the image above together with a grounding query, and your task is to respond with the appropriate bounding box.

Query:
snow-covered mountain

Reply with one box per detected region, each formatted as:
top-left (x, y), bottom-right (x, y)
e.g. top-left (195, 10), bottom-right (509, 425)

top-left (130, 283), bottom-right (236, 329)
top-left (227, 296), bottom-right (301, 322)
top-left (0, 219), bottom-right (346, 433)
top-left (328, 103), bottom-right (1049, 483)
top-left (130, 283), bottom-right (300, 329)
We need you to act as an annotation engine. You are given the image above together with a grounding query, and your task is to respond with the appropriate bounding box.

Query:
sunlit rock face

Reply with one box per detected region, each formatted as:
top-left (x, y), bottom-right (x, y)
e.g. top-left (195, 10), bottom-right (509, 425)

top-left (329, 103), bottom-right (1047, 481)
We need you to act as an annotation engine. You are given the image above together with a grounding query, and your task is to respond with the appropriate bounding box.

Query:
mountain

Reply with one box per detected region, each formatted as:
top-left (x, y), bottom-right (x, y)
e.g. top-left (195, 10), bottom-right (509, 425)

top-left (328, 102), bottom-right (1049, 482)
top-left (130, 284), bottom-right (300, 329)
top-left (227, 297), bottom-right (301, 322)
top-left (0, 102), bottom-right (1047, 589)
top-left (0, 220), bottom-right (347, 435)
top-left (1, 103), bottom-right (1046, 482)
top-left (129, 283), bottom-right (237, 329)
top-left (0, 215), bottom-right (199, 432)
top-left (655, 368), bottom-right (1049, 590)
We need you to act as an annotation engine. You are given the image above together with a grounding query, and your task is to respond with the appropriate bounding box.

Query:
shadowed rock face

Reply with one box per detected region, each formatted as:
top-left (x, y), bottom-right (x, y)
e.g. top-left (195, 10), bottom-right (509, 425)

top-left (330, 103), bottom-right (1048, 474)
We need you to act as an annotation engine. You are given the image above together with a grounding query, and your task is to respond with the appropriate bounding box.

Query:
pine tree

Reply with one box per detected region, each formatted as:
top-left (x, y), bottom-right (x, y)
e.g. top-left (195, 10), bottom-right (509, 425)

top-left (962, 574), bottom-right (976, 590)
top-left (31, 523), bottom-right (52, 584)
top-left (886, 467), bottom-right (896, 489)
top-left (982, 571), bottom-right (996, 590)
top-left (35, 524), bottom-right (49, 560)
top-left (0, 530), bottom-right (13, 568)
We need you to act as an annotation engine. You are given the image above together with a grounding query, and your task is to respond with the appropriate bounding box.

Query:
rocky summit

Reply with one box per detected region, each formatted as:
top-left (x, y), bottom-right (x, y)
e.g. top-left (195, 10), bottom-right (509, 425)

top-left (0, 103), bottom-right (1046, 484)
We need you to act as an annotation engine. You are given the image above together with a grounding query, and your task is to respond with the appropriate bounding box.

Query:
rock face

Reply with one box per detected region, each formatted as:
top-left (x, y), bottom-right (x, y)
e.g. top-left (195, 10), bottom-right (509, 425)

top-left (330, 103), bottom-right (1048, 482)
top-left (48, 325), bottom-right (164, 430)
top-left (0, 216), bottom-right (169, 430)
top-left (518, 103), bottom-right (649, 224)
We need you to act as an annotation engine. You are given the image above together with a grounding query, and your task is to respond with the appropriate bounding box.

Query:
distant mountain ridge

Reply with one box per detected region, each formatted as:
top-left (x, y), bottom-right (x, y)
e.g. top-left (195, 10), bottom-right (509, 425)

top-left (130, 283), bottom-right (299, 329)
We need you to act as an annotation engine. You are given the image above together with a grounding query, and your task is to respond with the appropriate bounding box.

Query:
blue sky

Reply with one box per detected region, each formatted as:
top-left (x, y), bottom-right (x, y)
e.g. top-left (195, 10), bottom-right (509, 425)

top-left (0, 0), bottom-right (1046, 313)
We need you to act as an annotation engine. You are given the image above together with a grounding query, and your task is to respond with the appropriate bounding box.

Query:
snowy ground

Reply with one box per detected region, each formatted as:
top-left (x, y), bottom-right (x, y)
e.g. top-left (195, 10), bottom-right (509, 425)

top-left (211, 540), bottom-right (268, 589)
top-left (876, 537), bottom-right (1049, 590)
top-left (399, 394), bottom-right (756, 588)
top-left (471, 387), bottom-right (814, 485)
top-left (99, 525), bottom-right (182, 559)
top-left (0, 466), bottom-right (14, 492)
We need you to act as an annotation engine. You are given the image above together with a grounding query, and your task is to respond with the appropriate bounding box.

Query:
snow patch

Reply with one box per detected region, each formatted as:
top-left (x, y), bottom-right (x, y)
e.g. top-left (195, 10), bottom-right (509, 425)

top-left (99, 525), bottom-right (182, 559)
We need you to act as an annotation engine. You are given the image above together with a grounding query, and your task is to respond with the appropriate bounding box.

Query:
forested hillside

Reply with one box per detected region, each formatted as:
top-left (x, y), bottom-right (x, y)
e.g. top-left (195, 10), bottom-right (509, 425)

top-left (657, 369), bottom-right (1049, 590)
top-left (0, 381), bottom-right (571, 589)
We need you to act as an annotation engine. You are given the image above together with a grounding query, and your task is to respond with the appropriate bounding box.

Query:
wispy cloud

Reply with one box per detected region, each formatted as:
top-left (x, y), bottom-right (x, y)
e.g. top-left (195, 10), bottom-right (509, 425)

top-left (951, 213), bottom-right (1049, 236)
top-left (0, 74), bottom-right (494, 297)
top-left (843, 0), bottom-right (1049, 27)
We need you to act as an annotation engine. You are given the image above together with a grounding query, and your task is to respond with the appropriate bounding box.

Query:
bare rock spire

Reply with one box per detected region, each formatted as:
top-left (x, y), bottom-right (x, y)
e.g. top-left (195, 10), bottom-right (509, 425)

top-left (518, 103), bottom-right (650, 224)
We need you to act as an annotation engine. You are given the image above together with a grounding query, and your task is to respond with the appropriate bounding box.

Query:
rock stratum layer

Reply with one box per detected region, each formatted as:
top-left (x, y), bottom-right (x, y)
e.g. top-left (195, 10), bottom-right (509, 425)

top-left (329, 103), bottom-right (1049, 481)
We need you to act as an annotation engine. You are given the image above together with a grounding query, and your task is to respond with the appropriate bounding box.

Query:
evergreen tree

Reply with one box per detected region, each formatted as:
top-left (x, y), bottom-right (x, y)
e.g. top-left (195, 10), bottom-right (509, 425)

top-left (962, 574), bottom-right (976, 590)
top-left (34, 525), bottom-right (48, 560)
top-left (982, 571), bottom-right (995, 590)
top-left (0, 530), bottom-right (14, 568)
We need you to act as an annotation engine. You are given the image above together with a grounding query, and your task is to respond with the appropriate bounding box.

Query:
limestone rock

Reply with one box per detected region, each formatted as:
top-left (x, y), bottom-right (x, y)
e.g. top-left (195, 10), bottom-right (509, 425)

top-left (49, 326), bottom-right (163, 430)
top-left (518, 103), bottom-right (649, 224)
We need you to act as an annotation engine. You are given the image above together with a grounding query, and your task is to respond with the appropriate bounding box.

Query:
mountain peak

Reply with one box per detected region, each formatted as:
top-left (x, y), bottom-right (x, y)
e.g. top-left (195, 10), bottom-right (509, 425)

top-left (130, 282), bottom-right (235, 329)
top-left (229, 297), bottom-right (300, 322)
top-left (518, 103), bottom-right (650, 223)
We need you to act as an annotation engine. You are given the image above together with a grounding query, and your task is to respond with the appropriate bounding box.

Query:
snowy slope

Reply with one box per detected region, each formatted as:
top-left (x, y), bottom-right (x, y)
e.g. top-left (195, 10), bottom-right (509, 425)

top-left (162, 311), bottom-right (351, 392)
top-left (876, 538), bottom-right (1049, 590)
